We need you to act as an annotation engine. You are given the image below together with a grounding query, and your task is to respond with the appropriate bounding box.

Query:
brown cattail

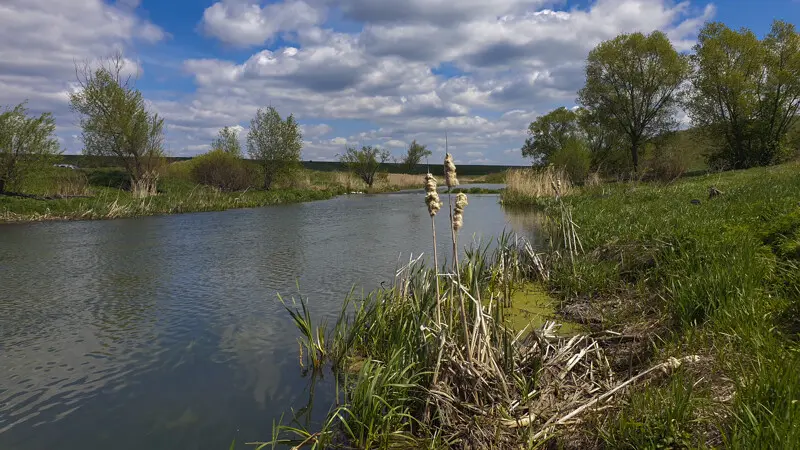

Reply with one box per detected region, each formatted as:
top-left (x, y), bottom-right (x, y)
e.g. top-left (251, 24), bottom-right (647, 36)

top-left (453, 192), bottom-right (468, 231)
top-left (424, 173), bottom-right (442, 216)
top-left (444, 153), bottom-right (458, 188)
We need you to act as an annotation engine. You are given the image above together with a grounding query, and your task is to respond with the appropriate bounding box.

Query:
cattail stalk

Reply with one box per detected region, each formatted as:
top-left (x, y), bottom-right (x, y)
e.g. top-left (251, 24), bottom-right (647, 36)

top-left (424, 173), bottom-right (443, 324)
top-left (444, 152), bottom-right (472, 363)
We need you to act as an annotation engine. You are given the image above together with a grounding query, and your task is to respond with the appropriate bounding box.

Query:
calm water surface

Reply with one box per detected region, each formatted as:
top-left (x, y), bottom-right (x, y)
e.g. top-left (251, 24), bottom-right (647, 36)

top-left (0, 189), bottom-right (542, 449)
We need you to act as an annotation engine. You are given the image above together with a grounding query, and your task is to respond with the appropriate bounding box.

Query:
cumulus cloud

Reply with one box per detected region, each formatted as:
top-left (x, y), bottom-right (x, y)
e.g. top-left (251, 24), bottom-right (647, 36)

top-left (0, 0), bottom-right (165, 150)
top-left (0, 0), bottom-right (715, 161)
top-left (201, 0), bottom-right (324, 46)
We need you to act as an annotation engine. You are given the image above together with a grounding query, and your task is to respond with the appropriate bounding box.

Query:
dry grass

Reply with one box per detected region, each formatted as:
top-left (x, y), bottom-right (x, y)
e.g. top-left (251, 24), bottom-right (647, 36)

top-left (503, 166), bottom-right (574, 205)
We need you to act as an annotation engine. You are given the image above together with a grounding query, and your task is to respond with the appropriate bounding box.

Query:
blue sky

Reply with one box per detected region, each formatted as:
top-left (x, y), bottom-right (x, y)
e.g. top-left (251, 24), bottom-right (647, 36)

top-left (0, 0), bottom-right (797, 164)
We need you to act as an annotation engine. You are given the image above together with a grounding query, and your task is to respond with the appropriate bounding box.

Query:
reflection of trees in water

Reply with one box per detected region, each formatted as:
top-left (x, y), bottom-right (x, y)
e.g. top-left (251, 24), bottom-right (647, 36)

top-left (503, 206), bottom-right (549, 249)
top-left (215, 320), bottom-right (287, 407)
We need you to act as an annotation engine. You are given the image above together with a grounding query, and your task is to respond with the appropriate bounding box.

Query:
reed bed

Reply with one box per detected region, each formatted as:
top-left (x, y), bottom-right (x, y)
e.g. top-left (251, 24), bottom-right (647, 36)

top-left (502, 166), bottom-right (574, 206)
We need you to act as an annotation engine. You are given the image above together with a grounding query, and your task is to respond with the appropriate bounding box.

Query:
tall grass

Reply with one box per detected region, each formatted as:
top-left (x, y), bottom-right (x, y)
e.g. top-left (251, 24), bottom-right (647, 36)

top-left (502, 166), bottom-right (574, 206)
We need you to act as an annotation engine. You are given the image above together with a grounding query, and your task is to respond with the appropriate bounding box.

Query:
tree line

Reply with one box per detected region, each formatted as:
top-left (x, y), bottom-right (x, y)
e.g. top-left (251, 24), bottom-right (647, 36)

top-left (523, 20), bottom-right (800, 180)
top-left (0, 50), bottom-right (435, 196)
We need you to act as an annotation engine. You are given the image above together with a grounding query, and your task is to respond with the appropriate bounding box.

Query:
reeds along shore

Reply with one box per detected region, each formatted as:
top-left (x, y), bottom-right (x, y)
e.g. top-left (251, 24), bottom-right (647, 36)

top-left (263, 160), bottom-right (800, 450)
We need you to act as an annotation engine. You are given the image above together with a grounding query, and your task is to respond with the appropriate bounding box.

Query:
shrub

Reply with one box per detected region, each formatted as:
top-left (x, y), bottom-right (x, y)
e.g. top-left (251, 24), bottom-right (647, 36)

top-left (549, 137), bottom-right (591, 184)
top-left (644, 140), bottom-right (691, 181)
top-left (190, 149), bottom-right (257, 191)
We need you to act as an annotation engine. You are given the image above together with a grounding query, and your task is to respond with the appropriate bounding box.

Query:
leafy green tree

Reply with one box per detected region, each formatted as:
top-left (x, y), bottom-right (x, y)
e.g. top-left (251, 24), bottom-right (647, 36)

top-left (212, 126), bottom-right (242, 157)
top-left (401, 140), bottom-right (432, 172)
top-left (549, 136), bottom-right (591, 183)
top-left (575, 107), bottom-right (627, 173)
top-left (521, 107), bottom-right (580, 164)
top-left (339, 145), bottom-right (390, 188)
top-left (69, 54), bottom-right (165, 197)
top-left (246, 107), bottom-right (303, 189)
top-left (579, 31), bottom-right (690, 172)
top-left (0, 102), bottom-right (61, 194)
top-left (688, 20), bottom-right (800, 169)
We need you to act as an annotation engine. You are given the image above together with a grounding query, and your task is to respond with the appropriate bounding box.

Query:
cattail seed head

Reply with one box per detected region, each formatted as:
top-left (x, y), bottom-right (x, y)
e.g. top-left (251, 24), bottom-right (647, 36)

top-left (453, 192), bottom-right (468, 231)
top-left (424, 173), bottom-right (442, 216)
top-left (444, 153), bottom-right (458, 188)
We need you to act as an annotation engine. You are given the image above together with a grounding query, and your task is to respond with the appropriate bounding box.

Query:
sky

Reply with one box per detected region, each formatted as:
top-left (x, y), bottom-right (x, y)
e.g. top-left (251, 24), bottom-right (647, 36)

top-left (0, 0), bottom-right (796, 165)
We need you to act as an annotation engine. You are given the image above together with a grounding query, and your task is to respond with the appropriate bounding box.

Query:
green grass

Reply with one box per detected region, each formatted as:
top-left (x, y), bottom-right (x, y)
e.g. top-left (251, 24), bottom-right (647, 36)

top-left (1, 167), bottom-right (342, 223)
top-left (537, 162), bottom-right (800, 448)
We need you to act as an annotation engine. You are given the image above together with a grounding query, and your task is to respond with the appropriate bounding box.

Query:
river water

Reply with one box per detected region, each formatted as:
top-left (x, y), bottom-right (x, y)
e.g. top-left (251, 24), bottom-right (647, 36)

top-left (0, 188), bottom-right (543, 449)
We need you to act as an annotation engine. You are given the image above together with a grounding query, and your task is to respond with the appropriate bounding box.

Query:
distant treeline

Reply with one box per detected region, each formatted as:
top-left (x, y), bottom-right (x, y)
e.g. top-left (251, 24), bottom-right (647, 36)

top-left (59, 154), bottom-right (520, 176)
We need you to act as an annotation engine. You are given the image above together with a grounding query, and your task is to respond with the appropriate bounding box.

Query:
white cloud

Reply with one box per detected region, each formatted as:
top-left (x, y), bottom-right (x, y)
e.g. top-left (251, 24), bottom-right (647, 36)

top-left (0, 0), bottom-right (165, 150)
top-left (201, 0), bottom-right (324, 46)
top-left (0, 0), bottom-right (715, 162)
top-left (384, 139), bottom-right (407, 148)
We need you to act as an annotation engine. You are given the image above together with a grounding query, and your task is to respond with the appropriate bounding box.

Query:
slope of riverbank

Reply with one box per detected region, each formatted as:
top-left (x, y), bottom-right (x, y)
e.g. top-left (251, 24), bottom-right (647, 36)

top-left (267, 162), bottom-right (799, 449)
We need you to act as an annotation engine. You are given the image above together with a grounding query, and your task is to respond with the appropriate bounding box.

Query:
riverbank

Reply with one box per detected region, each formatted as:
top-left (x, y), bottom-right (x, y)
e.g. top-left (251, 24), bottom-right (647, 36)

top-left (0, 168), bottom-right (493, 224)
top-left (268, 162), bottom-right (799, 449)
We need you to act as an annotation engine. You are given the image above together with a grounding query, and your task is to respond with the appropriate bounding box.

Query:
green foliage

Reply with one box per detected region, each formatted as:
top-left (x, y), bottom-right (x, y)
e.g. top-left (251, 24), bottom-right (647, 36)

top-left (246, 106), bottom-right (303, 189)
top-left (69, 54), bottom-right (165, 196)
top-left (549, 137), bottom-right (591, 183)
top-left (689, 20), bottom-right (800, 169)
top-left (538, 162), bottom-right (800, 447)
top-left (579, 31), bottom-right (690, 172)
top-left (601, 374), bottom-right (702, 449)
top-left (211, 126), bottom-right (242, 157)
top-left (190, 149), bottom-right (258, 192)
top-left (522, 107), bottom-right (581, 163)
top-left (339, 145), bottom-right (390, 188)
top-left (401, 140), bottom-right (432, 172)
top-left (0, 102), bottom-right (60, 193)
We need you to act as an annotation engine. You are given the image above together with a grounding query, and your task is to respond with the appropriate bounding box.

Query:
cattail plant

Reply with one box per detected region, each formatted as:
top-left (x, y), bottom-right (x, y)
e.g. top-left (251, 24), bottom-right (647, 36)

top-left (424, 172), bottom-right (443, 322)
top-left (444, 153), bottom-right (472, 362)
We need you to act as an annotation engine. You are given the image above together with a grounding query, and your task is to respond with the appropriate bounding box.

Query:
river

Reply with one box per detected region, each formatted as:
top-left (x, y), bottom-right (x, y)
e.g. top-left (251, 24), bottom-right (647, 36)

top-left (0, 188), bottom-right (543, 449)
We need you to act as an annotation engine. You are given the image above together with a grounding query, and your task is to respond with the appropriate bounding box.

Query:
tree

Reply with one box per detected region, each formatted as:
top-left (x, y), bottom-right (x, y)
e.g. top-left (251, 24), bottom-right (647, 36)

top-left (688, 21), bottom-right (800, 169)
top-left (401, 140), bottom-right (432, 172)
top-left (578, 31), bottom-right (690, 172)
top-left (212, 126), bottom-right (242, 157)
top-left (575, 106), bottom-right (626, 172)
top-left (339, 145), bottom-right (390, 188)
top-left (69, 54), bottom-right (165, 197)
top-left (247, 107), bottom-right (303, 189)
top-left (0, 103), bottom-right (60, 194)
top-left (521, 107), bottom-right (581, 164)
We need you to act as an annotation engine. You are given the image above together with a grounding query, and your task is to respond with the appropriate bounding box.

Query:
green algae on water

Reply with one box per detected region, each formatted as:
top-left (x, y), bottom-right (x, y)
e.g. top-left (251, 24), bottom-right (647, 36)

top-left (504, 283), bottom-right (584, 336)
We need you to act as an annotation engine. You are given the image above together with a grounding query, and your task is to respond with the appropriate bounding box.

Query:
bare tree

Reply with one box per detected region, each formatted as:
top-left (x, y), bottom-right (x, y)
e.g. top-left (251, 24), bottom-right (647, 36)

top-left (69, 53), bottom-right (165, 197)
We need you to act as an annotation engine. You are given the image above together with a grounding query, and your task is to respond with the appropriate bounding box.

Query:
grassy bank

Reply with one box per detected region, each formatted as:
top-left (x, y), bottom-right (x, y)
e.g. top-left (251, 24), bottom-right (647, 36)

top-left (263, 162), bottom-right (799, 449)
top-left (512, 162), bottom-right (800, 447)
top-left (1, 165), bottom-right (494, 223)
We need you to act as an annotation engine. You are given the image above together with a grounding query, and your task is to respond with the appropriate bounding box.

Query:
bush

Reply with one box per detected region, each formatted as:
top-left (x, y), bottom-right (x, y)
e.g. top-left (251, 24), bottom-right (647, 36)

top-left (190, 149), bottom-right (258, 191)
top-left (549, 137), bottom-right (591, 184)
top-left (644, 140), bottom-right (691, 181)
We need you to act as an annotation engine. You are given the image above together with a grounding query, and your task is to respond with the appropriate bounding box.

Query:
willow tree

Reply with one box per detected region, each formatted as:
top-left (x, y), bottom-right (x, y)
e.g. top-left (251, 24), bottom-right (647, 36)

top-left (69, 54), bottom-right (165, 197)
top-left (247, 107), bottom-right (303, 189)
top-left (578, 31), bottom-right (690, 172)
top-left (401, 140), bottom-right (432, 172)
top-left (0, 103), bottom-right (61, 194)
top-left (212, 126), bottom-right (242, 157)
top-left (340, 145), bottom-right (390, 188)
top-left (688, 21), bottom-right (800, 168)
